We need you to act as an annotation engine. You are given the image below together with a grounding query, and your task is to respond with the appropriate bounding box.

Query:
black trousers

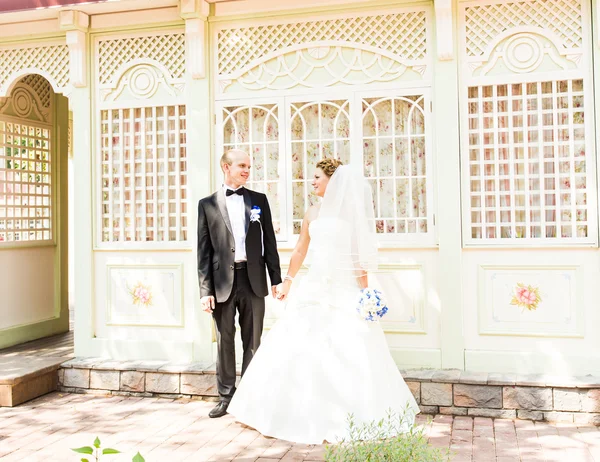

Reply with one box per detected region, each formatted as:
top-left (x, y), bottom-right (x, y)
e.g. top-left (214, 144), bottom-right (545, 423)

top-left (212, 266), bottom-right (265, 403)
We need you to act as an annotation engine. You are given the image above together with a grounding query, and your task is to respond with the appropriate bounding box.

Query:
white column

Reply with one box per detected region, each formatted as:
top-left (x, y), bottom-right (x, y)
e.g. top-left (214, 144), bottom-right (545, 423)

top-left (434, 2), bottom-right (464, 369)
top-left (65, 86), bottom-right (94, 357)
top-left (181, 0), bottom-right (214, 362)
top-left (60, 10), bottom-right (89, 88)
top-left (61, 11), bottom-right (95, 357)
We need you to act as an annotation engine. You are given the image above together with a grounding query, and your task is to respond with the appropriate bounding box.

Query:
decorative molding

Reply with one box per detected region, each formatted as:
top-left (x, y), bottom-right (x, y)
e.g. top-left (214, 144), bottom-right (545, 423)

top-left (477, 265), bottom-right (583, 338)
top-left (478, 32), bottom-right (572, 76)
top-left (221, 44), bottom-right (418, 93)
top-left (216, 10), bottom-right (428, 77)
top-left (100, 60), bottom-right (183, 102)
top-left (463, 0), bottom-right (582, 58)
top-left (179, 0), bottom-right (209, 19)
top-left (185, 18), bottom-right (205, 79)
top-left (20, 74), bottom-right (52, 109)
top-left (467, 28), bottom-right (580, 77)
top-left (99, 61), bottom-right (184, 102)
top-left (60, 10), bottom-right (89, 88)
top-left (59, 10), bottom-right (90, 32)
top-left (66, 30), bottom-right (87, 88)
top-left (435, 0), bottom-right (454, 60)
top-left (376, 264), bottom-right (427, 335)
top-left (106, 264), bottom-right (184, 328)
top-left (180, 0), bottom-right (208, 79)
top-left (0, 81), bottom-right (51, 124)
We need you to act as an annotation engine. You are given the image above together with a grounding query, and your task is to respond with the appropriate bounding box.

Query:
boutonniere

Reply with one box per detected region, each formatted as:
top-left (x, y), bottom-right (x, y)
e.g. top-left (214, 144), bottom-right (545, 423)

top-left (250, 206), bottom-right (261, 223)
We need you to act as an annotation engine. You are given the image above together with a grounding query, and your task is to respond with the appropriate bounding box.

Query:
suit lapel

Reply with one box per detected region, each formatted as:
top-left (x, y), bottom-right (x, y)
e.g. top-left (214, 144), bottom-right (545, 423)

top-left (243, 189), bottom-right (252, 233)
top-left (215, 190), bottom-right (234, 237)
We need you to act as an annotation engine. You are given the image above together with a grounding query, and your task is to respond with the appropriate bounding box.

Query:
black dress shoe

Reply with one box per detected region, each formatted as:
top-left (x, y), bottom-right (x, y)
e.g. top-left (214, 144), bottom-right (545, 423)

top-left (209, 401), bottom-right (229, 418)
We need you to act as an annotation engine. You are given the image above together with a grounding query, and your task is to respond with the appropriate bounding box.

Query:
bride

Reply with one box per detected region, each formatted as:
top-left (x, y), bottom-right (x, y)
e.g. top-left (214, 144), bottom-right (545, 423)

top-left (227, 158), bottom-right (419, 444)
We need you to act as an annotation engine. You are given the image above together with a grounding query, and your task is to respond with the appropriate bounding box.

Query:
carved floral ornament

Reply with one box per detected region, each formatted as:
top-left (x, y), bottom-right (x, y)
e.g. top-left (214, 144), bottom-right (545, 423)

top-left (215, 9), bottom-right (433, 94)
top-left (461, 0), bottom-right (585, 78)
top-left (99, 61), bottom-right (185, 102)
top-left (95, 30), bottom-right (187, 102)
top-left (219, 43), bottom-right (426, 93)
top-left (0, 81), bottom-right (50, 123)
top-left (468, 28), bottom-right (582, 77)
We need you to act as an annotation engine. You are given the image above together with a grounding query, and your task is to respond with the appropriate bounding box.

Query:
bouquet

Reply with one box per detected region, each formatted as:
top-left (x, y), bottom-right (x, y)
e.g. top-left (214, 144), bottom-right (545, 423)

top-left (356, 288), bottom-right (388, 322)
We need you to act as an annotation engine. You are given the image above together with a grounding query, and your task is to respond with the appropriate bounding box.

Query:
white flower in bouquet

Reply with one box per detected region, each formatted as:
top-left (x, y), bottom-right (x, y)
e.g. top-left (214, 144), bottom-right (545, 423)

top-left (356, 288), bottom-right (389, 322)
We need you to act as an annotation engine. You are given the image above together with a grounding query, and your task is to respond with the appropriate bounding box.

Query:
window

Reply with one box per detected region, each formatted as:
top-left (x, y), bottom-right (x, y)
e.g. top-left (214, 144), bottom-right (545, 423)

top-left (290, 100), bottom-right (350, 233)
top-left (363, 96), bottom-right (428, 235)
top-left (222, 104), bottom-right (283, 234)
top-left (99, 105), bottom-right (187, 243)
top-left (465, 80), bottom-right (593, 243)
top-left (0, 121), bottom-right (52, 243)
top-left (217, 91), bottom-right (433, 244)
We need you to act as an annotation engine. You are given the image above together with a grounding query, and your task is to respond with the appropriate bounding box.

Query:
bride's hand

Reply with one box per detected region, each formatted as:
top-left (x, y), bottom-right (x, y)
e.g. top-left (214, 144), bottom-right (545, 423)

top-left (356, 270), bottom-right (368, 289)
top-left (276, 280), bottom-right (292, 301)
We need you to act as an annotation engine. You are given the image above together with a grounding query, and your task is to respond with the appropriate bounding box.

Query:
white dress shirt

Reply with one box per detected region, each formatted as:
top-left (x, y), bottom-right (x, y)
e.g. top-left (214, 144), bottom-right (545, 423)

top-left (223, 184), bottom-right (247, 262)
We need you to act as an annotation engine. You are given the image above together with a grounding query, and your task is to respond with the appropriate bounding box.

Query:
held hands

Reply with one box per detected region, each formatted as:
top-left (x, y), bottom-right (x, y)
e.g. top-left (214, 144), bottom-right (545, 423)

top-left (275, 280), bottom-right (292, 301)
top-left (204, 284), bottom-right (286, 313)
top-left (201, 295), bottom-right (215, 314)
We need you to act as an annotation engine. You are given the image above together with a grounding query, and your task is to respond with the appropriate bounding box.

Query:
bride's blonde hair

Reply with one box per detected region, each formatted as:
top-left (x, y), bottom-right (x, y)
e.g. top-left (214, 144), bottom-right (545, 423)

top-left (316, 158), bottom-right (343, 177)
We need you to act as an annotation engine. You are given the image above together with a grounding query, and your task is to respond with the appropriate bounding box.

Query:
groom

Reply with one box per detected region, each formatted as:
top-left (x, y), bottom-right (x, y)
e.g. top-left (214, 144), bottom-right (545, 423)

top-left (197, 149), bottom-right (282, 418)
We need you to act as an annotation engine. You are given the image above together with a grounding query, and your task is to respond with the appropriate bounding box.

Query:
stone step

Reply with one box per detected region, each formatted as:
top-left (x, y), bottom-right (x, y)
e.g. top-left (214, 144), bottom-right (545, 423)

top-left (57, 358), bottom-right (600, 425)
top-left (0, 355), bottom-right (67, 406)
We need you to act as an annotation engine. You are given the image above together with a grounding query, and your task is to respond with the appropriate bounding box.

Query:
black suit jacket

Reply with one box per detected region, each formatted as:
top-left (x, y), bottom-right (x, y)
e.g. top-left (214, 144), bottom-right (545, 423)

top-left (197, 188), bottom-right (282, 303)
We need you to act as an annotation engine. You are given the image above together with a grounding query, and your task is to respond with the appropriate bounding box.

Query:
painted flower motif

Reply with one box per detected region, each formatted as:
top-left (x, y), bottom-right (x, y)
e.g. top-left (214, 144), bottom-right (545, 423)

top-left (510, 283), bottom-right (541, 311)
top-left (130, 282), bottom-right (152, 307)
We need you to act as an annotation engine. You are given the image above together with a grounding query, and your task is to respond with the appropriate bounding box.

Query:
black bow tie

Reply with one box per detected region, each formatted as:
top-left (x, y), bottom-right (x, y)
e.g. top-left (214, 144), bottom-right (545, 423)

top-left (226, 187), bottom-right (244, 197)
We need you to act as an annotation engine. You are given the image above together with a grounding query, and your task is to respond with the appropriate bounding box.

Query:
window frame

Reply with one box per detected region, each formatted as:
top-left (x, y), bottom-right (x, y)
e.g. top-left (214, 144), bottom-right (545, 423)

top-left (214, 86), bottom-right (436, 248)
top-left (0, 114), bottom-right (55, 248)
top-left (354, 88), bottom-right (435, 247)
top-left (460, 72), bottom-right (598, 248)
top-left (94, 98), bottom-right (190, 250)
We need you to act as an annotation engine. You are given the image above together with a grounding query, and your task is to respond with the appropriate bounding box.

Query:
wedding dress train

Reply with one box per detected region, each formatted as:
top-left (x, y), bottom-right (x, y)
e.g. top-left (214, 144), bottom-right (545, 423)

top-left (227, 217), bottom-right (420, 444)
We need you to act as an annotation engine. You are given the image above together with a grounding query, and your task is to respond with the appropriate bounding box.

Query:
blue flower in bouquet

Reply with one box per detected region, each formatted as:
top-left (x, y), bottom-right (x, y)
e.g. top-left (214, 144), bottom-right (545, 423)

top-left (357, 288), bottom-right (389, 322)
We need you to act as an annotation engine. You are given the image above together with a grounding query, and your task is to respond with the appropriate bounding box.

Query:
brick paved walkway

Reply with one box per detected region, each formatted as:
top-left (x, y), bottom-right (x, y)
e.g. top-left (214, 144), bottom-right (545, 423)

top-left (1, 393), bottom-right (600, 461)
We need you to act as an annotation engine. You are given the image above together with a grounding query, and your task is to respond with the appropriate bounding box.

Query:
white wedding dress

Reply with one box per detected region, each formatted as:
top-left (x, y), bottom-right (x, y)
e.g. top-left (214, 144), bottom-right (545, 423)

top-left (227, 215), bottom-right (420, 444)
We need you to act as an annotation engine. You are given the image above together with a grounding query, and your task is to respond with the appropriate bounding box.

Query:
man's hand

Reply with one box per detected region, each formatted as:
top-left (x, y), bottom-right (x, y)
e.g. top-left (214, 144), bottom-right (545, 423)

top-left (275, 280), bottom-right (292, 302)
top-left (271, 285), bottom-right (278, 298)
top-left (201, 295), bottom-right (215, 314)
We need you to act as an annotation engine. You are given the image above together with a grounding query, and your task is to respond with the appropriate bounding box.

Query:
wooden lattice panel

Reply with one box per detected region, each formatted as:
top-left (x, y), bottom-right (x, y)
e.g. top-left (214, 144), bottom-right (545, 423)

top-left (363, 96), bottom-right (429, 235)
top-left (217, 11), bottom-right (427, 76)
top-left (100, 105), bottom-right (187, 243)
top-left (20, 75), bottom-right (52, 109)
top-left (0, 44), bottom-right (69, 91)
top-left (466, 80), bottom-right (589, 241)
top-left (0, 121), bottom-right (52, 243)
top-left (97, 33), bottom-right (186, 85)
top-left (464, 0), bottom-right (582, 57)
